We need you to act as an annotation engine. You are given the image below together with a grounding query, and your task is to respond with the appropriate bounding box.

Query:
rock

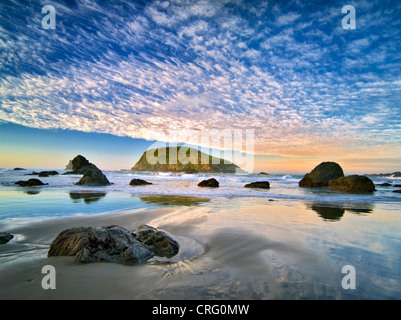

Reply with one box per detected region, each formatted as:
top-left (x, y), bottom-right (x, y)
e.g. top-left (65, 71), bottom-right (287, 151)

top-left (0, 232), bottom-right (14, 244)
top-left (244, 181), bottom-right (270, 189)
top-left (134, 225), bottom-right (180, 258)
top-left (48, 225), bottom-right (155, 265)
top-left (393, 190), bottom-right (401, 193)
top-left (15, 178), bottom-right (47, 187)
top-left (328, 175), bottom-right (376, 193)
top-left (24, 171), bottom-right (39, 176)
top-left (65, 160), bottom-right (73, 170)
top-left (67, 155), bottom-right (110, 186)
top-left (376, 183), bottom-right (392, 187)
top-left (394, 172), bottom-right (401, 178)
top-left (132, 147), bottom-right (240, 173)
top-left (197, 178), bottom-right (219, 188)
top-left (38, 170), bottom-right (59, 177)
top-left (299, 162), bottom-right (344, 188)
top-left (48, 225), bottom-right (179, 265)
top-left (13, 167), bottom-right (25, 171)
top-left (72, 155), bottom-right (90, 171)
top-left (258, 172), bottom-right (269, 176)
top-left (393, 184), bottom-right (401, 188)
top-left (129, 178), bottom-right (152, 186)
top-left (76, 164), bottom-right (111, 186)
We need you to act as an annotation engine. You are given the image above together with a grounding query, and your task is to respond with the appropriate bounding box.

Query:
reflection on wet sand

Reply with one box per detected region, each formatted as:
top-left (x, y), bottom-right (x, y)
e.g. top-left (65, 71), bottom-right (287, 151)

top-left (309, 202), bottom-right (374, 221)
top-left (69, 192), bottom-right (107, 204)
top-left (139, 195), bottom-right (211, 207)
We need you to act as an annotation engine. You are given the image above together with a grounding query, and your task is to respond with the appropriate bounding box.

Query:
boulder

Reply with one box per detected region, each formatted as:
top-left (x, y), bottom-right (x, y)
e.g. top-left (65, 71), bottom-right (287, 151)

top-left (72, 155), bottom-right (90, 171)
top-left (47, 225), bottom-right (180, 265)
top-left (134, 225), bottom-right (180, 258)
top-left (299, 162), bottom-right (344, 188)
top-left (393, 190), bottom-right (401, 194)
top-left (38, 170), bottom-right (59, 177)
top-left (258, 172), bottom-right (269, 176)
top-left (129, 178), bottom-right (152, 186)
top-left (67, 155), bottom-right (110, 186)
top-left (15, 179), bottom-right (47, 187)
top-left (328, 175), bottom-right (376, 193)
top-left (48, 225), bottom-right (154, 264)
top-left (393, 184), bottom-right (401, 188)
top-left (244, 181), bottom-right (270, 189)
top-left (0, 232), bottom-right (14, 244)
top-left (198, 178), bottom-right (219, 188)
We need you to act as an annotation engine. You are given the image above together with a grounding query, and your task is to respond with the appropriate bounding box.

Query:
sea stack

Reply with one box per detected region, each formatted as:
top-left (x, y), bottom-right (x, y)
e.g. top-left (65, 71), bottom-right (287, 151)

top-left (198, 178), bottom-right (219, 188)
top-left (70, 155), bottom-right (110, 186)
top-left (328, 175), bottom-right (376, 193)
top-left (299, 162), bottom-right (344, 188)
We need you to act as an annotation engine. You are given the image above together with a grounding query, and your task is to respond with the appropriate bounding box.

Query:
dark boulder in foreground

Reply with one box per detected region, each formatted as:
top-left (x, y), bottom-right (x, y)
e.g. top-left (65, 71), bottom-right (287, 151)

top-left (129, 179), bottom-right (152, 186)
top-left (198, 178), bottom-right (219, 188)
top-left (299, 162), bottom-right (344, 188)
top-left (328, 175), bottom-right (376, 193)
top-left (15, 178), bottom-right (47, 187)
top-left (135, 225), bottom-right (180, 258)
top-left (48, 225), bottom-right (179, 265)
top-left (67, 155), bottom-right (110, 186)
top-left (38, 170), bottom-right (59, 177)
top-left (0, 232), bottom-right (14, 244)
top-left (244, 181), bottom-right (270, 189)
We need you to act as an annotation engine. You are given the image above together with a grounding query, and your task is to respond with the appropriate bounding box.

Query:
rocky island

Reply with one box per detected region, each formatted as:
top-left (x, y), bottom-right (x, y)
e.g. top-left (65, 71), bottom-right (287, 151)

top-left (131, 147), bottom-right (240, 173)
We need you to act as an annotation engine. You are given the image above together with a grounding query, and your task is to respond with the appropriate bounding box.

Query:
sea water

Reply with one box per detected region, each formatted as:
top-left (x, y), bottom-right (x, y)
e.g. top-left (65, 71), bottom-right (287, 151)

top-left (1, 169), bottom-right (401, 299)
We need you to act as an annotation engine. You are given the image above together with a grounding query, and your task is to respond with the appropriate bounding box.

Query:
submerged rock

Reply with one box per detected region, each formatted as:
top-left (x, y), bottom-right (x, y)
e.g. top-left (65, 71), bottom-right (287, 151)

top-left (244, 181), bottom-right (270, 189)
top-left (129, 178), bottom-right (152, 186)
top-left (48, 225), bottom-right (179, 265)
top-left (198, 178), bottom-right (219, 188)
top-left (328, 175), bottom-right (376, 193)
top-left (299, 162), bottom-right (344, 188)
top-left (15, 178), bottom-right (47, 187)
top-left (0, 232), bottom-right (14, 244)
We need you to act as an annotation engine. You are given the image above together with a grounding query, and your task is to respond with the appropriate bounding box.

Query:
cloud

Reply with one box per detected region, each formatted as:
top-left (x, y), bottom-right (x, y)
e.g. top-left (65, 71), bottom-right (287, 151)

top-left (0, 0), bottom-right (400, 162)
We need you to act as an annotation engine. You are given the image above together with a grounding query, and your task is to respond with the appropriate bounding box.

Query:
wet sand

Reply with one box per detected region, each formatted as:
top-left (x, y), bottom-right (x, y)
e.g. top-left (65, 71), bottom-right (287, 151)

top-left (1, 197), bottom-right (400, 300)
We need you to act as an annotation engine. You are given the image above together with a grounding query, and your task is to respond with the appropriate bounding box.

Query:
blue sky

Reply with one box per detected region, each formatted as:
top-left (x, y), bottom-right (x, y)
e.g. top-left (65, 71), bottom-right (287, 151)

top-left (0, 0), bottom-right (400, 172)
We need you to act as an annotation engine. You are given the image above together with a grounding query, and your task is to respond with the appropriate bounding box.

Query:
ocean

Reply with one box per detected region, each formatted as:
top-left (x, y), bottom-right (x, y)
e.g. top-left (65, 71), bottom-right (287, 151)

top-left (1, 168), bottom-right (401, 299)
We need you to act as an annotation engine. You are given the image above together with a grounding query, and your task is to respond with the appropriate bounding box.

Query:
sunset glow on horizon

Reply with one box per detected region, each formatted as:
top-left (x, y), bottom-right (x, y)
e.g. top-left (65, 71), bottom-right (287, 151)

top-left (1, 0), bottom-right (400, 174)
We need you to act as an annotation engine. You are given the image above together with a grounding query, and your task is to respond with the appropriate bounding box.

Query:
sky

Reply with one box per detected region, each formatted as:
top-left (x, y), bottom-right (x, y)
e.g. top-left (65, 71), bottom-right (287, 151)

top-left (0, 0), bottom-right (400, 173)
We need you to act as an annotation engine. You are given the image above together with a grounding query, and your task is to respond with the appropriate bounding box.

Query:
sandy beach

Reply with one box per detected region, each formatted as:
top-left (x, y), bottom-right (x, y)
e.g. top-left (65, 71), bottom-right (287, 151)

top-left (1, 191), bottom-right (400, 300)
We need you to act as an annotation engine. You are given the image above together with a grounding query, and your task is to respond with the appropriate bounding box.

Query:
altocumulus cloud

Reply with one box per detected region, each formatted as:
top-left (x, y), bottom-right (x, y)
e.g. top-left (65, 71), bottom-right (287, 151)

top-left (0, 0), bottom-right (401, 160)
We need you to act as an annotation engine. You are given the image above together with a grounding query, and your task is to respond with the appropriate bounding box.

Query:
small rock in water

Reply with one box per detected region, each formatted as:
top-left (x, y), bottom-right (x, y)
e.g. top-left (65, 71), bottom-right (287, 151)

top-left (198, 178), bottom-right (219, 188)
top-left (129, 179), bottom-right (152, 186)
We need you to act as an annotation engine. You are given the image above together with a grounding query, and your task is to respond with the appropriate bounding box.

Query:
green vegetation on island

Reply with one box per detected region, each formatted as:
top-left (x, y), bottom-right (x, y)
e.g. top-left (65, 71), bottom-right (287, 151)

top-left (131, 147), bottom-right (240, 173)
